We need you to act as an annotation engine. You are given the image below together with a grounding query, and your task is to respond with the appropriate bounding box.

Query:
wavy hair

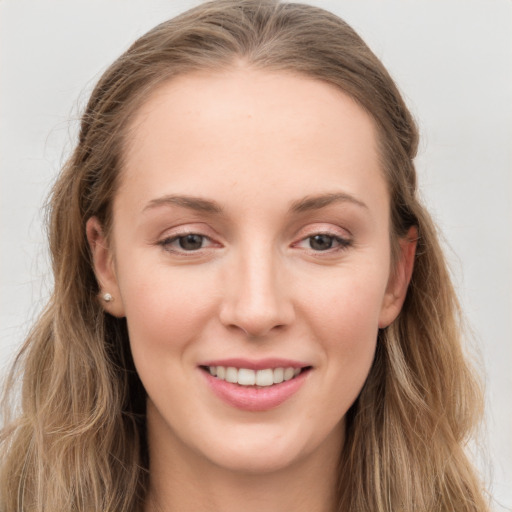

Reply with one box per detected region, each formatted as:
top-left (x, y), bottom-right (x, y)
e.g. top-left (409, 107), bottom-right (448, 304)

top-left (0, 1), bottom-right (488, 510)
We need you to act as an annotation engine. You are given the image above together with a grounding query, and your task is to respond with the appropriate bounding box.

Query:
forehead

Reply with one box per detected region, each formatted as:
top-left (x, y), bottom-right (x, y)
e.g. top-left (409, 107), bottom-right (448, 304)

top-left (118, 68), bottom-right (387, 217)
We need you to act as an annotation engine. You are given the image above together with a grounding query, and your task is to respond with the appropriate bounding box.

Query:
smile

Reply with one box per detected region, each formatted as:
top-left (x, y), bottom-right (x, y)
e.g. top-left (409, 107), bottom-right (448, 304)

top-left (199, 360), bottom-right (312, 411)
top-left (205, 366), bottom-right (305, 387)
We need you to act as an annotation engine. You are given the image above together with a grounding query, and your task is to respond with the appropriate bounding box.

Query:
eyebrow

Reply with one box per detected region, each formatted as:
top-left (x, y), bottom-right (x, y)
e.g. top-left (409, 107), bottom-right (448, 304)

top-left (290, 192), bottom-right (368, 213)
top-left (143, 194), bottom-right (223, 214)
top-left (142, 191), bottom-right (368, 216)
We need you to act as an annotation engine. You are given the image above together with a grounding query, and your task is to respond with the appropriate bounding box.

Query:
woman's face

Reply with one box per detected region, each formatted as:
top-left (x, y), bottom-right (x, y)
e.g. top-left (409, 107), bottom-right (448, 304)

top-left (89, 68), bottom-right (413, 474)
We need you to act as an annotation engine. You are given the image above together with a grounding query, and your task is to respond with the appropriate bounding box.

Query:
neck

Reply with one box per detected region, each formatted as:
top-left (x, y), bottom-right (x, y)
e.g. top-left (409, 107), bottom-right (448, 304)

top-left (147, 454), bottom-right (339, 512)
top-left (145, 413), bottom-right (342, 512)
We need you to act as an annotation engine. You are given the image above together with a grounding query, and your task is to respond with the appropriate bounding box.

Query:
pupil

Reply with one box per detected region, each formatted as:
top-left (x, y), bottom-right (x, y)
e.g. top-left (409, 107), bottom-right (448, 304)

top-left (179, 234), bottom-right (203, 250)
top-left (310, 234), bottom-right (333, 251)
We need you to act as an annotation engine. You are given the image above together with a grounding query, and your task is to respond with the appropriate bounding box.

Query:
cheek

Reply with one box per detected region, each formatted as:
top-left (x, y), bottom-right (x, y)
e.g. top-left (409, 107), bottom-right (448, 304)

top-left (302, 268), bottom-right (387, 396)
top-left (306, 267), bottom-right (387, 341)
top-left (322, 292), bottom-right (379, 382)
top-left (116, 259), bottom-right (219, 358)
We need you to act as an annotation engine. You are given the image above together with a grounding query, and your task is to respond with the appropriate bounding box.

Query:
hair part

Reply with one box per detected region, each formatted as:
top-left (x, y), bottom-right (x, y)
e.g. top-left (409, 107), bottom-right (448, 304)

top-left (1, 1), bottom-right (488, 510)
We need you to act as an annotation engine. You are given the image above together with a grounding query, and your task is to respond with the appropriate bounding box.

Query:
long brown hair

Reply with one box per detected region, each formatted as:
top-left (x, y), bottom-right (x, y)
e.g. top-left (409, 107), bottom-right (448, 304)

top-left (0, 1), bottom-right (488, 510)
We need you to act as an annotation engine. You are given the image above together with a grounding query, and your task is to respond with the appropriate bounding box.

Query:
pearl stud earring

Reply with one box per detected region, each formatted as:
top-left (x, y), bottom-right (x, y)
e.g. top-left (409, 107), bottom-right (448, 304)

top-left (103, 293), bottom-right (113, 302)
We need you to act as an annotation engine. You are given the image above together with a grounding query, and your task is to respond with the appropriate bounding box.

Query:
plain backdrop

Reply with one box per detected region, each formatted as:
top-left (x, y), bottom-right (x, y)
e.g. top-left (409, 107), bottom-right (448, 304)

top-left (1, 0), bottom-right (511, 508)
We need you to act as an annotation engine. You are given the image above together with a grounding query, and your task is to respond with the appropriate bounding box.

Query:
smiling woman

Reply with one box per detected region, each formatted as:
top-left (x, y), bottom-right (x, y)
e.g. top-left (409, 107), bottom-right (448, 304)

top-left (0, 1), bottom-right (490, 511)
top-left (87, 70), bottom-right (410, 489)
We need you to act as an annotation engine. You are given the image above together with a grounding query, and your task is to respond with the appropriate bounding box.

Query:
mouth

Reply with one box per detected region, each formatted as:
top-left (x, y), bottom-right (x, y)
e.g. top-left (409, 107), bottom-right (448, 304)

top-left (198, 358), bottom-right (312, 411)
top-left (200, 365), bottom-right (312, 388)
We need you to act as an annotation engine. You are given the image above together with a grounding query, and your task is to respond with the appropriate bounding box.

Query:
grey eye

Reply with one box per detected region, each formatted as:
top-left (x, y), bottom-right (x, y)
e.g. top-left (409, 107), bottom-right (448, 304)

top-left (309, 234), bottom-right (335, 251)
top-left (178, 234), bottom-right (205, 250)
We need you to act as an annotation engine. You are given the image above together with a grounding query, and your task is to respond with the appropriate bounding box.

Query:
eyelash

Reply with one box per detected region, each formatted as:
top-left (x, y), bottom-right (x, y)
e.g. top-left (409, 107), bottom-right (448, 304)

top-left (157, 231), bottom-right (352, 255)
top-left (157, 233), bottom-right (215, 253)
top-left (294, 233), bottom-right (352, 253)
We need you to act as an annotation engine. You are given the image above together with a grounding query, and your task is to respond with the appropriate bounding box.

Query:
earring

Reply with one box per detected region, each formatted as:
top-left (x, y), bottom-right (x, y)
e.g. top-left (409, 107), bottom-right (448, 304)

top-left (103, 292), bottom-right (113, 302)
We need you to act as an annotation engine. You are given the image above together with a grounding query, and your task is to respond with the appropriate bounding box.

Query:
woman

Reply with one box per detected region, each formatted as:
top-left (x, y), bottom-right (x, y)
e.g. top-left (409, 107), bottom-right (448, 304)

top-left (0, 1), bottom-right (489, 510)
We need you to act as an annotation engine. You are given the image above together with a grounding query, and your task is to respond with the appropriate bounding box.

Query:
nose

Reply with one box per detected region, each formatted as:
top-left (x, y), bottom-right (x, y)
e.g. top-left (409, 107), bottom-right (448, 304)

top-left (219, 249), bottom-right (295, 338)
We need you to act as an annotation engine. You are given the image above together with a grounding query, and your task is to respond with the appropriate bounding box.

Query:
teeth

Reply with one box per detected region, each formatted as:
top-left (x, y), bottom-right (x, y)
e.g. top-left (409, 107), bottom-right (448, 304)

top-left (238, 368), bottom-right (256, 386)
top-left (283, 367), bottom-right (295, 381)
top-left (256, 369), bottom-right (273, 387)
top-left (273, 367), bottom-right (284, 384)
top-left (225, 367), bottom-right (238, 383)
top-left (207, 365), bottom-right (304, 387)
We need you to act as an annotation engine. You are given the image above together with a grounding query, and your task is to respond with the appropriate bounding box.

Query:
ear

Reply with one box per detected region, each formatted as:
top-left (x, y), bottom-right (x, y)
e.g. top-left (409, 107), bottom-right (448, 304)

top-left (378, 226), bottom-right (418, 328)
top-left (86, 217), bottom-right (126, 317)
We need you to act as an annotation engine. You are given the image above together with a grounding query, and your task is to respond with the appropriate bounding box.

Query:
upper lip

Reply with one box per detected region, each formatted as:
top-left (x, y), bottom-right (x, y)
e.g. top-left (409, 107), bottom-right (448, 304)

top-left (199, 358), bottom-right (310, 371)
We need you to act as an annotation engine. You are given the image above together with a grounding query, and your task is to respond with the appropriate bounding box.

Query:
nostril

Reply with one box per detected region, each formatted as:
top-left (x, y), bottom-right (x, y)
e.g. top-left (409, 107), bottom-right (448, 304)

top-left (223, 319), bottom-right (287, 339)
top-left (218, 269), bottom-right (295, 337)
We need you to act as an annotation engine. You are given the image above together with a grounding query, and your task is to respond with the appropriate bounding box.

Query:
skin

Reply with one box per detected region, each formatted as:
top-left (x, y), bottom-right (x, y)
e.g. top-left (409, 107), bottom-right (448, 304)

top-left (87, 68), bottom-right (416, 512)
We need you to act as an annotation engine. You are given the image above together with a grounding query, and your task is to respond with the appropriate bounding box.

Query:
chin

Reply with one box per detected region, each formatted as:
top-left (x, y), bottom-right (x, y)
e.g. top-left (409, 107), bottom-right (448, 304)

top-left (195, 420), bottom-right (343, 476)
top-left (204, 441), bottom-right (306, 475)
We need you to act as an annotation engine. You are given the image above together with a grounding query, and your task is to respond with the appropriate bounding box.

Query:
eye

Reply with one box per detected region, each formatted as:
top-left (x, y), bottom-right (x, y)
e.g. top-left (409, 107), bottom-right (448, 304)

top-left (159, 233), bottom-right (212, 252)
top-left (295, 233), bottom-right (352, 252)
top-left (309, 234), bottom-right (337, 251)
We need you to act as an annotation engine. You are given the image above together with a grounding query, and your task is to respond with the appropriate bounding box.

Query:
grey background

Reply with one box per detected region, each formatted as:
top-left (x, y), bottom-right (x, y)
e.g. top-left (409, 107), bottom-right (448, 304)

top-left (1, 0), bottom-right (511, 508)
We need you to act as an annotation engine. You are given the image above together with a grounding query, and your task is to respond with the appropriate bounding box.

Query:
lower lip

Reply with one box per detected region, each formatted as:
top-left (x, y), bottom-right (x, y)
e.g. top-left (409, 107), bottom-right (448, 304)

top-left (201, 369), bottom-right (309, 412)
